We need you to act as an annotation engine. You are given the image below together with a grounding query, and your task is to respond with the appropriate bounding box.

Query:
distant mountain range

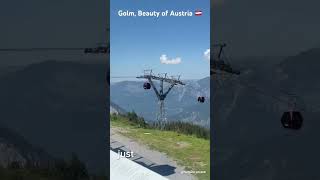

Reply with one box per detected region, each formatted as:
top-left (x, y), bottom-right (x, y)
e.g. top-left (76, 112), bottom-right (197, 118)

top-left (213, 48), bottom-right (320, 180)
top-left (110, 77), bottom-right (210, 127)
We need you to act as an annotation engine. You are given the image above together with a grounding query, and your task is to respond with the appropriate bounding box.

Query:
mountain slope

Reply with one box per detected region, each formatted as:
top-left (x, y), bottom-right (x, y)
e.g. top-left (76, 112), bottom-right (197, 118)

top-left (0, 125), bottom-right (52, 168)
top-left (110, 101), bottom-right (126, 115)
top-left (0, 60), bottom-right (108, 172)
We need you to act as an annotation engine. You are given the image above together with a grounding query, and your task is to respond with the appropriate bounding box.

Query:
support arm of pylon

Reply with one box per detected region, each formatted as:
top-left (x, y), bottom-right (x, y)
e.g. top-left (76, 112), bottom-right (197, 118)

top-left (148, 78), bottom-right (161, 99)
top-left (163, 83), bottom-right (176, 97)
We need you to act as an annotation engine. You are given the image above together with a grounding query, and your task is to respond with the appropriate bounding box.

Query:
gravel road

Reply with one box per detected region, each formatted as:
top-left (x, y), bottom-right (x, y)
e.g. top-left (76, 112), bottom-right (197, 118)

top-left (110, 127), bottom-right (197, 180)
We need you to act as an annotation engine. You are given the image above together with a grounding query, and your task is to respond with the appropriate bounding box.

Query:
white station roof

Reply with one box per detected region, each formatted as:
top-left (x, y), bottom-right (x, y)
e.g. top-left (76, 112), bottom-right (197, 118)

top-left (110, 150), bottom-right (169, 180)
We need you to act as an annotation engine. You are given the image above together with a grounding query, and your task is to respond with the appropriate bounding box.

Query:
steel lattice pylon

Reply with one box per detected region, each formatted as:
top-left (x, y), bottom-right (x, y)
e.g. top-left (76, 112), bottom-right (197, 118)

top-left (137, 70), bottom-right (185, 129)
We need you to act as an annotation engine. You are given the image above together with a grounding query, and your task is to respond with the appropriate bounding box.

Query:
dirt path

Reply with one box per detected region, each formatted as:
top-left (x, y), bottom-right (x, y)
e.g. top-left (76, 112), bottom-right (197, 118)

top-left (110, 127), bottom-right (197, 180)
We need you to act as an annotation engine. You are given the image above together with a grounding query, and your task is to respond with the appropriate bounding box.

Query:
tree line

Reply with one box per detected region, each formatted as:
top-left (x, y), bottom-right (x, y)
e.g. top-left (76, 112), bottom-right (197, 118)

top-left (112, 111), bottom-right (210, 139)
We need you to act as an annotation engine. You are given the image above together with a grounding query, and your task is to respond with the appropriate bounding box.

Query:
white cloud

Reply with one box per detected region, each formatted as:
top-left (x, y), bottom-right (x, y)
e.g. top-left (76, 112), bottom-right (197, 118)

top-left (160, 54), bottom-right (182, 65)
top-left (204, 49), bottom-right (210, 61)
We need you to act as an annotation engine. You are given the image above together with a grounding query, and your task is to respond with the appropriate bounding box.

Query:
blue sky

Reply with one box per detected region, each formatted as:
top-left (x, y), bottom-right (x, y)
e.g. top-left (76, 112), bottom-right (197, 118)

top-left (111, 0), bottom-right (210, 82)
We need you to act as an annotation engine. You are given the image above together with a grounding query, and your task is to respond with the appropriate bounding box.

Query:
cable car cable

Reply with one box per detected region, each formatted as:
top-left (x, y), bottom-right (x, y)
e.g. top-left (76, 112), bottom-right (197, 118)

top-left (0, 48), bottom-right (84, 52)
top-left (235, 78), bottom-right (320, 112)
